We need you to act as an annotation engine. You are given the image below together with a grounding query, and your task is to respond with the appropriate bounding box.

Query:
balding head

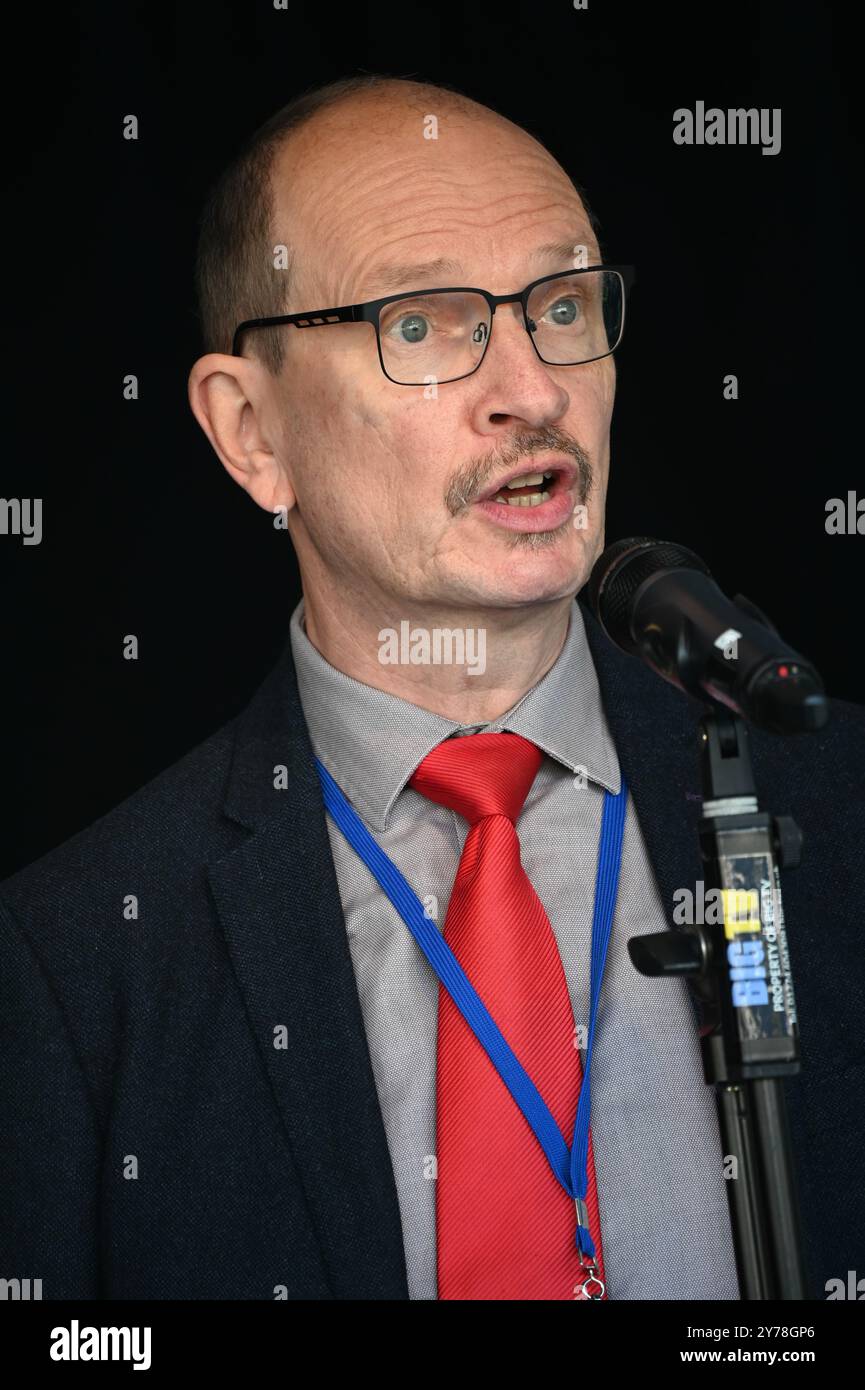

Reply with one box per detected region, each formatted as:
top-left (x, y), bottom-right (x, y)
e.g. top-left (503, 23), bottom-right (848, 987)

top-left (194, 75), bottom-right (598, 373)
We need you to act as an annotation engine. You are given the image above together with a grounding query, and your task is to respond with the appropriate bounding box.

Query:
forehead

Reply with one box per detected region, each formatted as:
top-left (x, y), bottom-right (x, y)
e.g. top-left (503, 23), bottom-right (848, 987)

top-left (271, 101), bottom-right (598, 301)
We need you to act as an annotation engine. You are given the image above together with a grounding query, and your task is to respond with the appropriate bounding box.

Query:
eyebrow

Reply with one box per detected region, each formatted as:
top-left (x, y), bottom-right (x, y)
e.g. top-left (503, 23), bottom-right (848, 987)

top-left (357, 239), bottom-right (600, 298)
top-left (357, 257), bottom-right (463, 297)
top-left (533, 238), bottom-right (601, 265)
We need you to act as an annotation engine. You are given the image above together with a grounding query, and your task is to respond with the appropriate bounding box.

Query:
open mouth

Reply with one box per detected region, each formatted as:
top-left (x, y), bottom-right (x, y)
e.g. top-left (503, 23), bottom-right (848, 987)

top-left (489, 469), bottom-right (556, 508)
top-left (471, 458), bottom-right (579, 532)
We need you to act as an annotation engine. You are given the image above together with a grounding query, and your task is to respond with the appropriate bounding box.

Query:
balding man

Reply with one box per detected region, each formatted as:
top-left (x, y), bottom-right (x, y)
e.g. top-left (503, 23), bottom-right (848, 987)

top-left (2, 75), bottom-right (862, 1302)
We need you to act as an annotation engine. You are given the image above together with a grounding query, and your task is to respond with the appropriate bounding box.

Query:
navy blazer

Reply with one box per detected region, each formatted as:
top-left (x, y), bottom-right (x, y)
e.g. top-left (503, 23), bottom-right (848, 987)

top-left (2, 599), bottom-right (863, 1300)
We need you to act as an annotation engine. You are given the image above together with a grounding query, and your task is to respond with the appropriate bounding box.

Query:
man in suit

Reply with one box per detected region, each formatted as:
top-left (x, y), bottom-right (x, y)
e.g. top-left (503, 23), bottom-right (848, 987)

top-left (2, 74), bottom-right (863, 1301)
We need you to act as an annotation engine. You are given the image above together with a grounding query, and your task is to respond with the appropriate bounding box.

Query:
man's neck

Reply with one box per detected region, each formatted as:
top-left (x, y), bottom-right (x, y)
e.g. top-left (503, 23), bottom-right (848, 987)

top-left (299, 585), bottom-right (576, 725)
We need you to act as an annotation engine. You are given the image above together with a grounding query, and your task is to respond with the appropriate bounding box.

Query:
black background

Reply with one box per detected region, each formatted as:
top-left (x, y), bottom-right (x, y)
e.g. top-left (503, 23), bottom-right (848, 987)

top-left (3, 0), bottom-right (861, 878)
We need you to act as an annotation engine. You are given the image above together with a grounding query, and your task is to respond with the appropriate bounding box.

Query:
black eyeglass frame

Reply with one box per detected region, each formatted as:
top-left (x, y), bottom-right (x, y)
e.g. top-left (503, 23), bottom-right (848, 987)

top-left (231, 263), bottom-right (636, 384)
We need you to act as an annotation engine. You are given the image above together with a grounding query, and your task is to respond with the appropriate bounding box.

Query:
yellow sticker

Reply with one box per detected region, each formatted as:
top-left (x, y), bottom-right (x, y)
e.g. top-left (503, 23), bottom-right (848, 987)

top-left (722, 888), bottom-right (761, 940)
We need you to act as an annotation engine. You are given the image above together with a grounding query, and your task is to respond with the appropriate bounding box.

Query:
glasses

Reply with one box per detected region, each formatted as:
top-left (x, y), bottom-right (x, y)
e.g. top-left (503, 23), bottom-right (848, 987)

top-left (231, 264), bottom-right (635, 385)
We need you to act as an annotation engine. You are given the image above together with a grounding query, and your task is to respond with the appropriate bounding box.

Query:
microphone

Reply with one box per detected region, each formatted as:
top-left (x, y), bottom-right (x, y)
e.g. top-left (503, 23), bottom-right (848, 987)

top-left (587, 537), bottom-right (829, 734)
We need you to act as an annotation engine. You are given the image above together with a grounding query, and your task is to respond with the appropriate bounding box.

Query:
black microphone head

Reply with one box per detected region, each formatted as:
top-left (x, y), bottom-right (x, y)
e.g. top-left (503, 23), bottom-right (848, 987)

top-left (587, 537), bottom-right (711, 653)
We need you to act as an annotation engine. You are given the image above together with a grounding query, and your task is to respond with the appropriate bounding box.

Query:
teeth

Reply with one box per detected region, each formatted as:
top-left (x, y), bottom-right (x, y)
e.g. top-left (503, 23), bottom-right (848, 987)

top-left (493, 490), bottom-right (551, 507)
top-left (505, 472), bottom-right (545, 488)
top-left (490, 468), bottom-right (557, 505)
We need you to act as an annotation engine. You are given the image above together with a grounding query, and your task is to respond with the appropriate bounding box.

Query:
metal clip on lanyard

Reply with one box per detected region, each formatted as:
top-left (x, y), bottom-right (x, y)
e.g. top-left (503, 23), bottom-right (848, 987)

top-left (575, 1201), bottom-right (605, 1300)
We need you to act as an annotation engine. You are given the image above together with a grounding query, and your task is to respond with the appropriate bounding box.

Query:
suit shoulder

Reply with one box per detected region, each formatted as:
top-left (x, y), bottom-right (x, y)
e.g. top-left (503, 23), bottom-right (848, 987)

top-left (750, 693), bottom-right (864, 783)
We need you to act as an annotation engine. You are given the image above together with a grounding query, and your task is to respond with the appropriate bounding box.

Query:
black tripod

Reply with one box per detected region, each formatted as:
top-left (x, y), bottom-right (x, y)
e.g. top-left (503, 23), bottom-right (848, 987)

top-left (629, 708), bottom-right (807, 1299)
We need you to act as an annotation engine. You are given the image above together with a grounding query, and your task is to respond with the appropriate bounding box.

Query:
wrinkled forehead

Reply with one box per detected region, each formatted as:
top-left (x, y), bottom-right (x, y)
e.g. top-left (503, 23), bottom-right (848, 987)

top-left (270, 102), bottom-right (599, 306)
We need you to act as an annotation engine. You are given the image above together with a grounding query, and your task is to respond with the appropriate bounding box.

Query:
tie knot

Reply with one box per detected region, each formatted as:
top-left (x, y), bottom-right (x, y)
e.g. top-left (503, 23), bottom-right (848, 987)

top-left (408, 731), bottom-right (543, 826)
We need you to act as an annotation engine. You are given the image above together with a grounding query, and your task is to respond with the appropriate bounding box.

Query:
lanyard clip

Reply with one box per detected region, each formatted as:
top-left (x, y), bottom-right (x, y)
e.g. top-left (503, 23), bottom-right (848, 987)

top-left (575, 1254), bottom-right (605, 1300)
top-left (575, 1200), bottom-right (606, 1300)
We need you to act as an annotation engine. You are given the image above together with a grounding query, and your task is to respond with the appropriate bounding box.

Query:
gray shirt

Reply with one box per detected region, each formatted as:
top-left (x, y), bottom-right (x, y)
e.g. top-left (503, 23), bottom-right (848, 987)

top-left (289, 596), bottom-right (740, 1300)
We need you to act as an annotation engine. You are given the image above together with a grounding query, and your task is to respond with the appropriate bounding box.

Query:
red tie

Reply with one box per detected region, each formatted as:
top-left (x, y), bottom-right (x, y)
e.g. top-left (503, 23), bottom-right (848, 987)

top-left (409, 731), bottom-right (606, 1300)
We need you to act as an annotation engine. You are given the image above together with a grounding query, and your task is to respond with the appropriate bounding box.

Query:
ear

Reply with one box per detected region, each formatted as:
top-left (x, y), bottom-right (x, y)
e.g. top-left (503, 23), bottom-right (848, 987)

top-left (187, 352), bottom-right (297, 513)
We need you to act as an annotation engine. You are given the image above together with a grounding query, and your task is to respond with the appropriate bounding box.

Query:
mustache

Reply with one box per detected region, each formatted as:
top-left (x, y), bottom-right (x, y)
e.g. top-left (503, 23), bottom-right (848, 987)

top-left (444, 425), bottom-right (594, 515)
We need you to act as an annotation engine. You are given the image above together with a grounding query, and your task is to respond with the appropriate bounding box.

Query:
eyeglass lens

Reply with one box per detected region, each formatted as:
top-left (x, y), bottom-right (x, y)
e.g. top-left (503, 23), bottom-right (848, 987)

top-left (377, 269), bottom-right (624, 384)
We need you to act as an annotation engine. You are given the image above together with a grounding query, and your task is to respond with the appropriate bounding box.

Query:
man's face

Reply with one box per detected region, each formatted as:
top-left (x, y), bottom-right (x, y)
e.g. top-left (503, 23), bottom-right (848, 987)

top-left (260, 99), bottom-right (616, 614)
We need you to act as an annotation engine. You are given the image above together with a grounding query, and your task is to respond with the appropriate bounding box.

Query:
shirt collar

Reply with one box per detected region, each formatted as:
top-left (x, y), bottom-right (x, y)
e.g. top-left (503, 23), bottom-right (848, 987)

top-left (289, 597), bottom-right (620, 832)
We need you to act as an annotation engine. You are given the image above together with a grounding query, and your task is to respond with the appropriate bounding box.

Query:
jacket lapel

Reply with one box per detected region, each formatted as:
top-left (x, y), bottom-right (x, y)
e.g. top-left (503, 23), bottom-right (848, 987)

top-left (206, 638), bottom-right (409, 1299)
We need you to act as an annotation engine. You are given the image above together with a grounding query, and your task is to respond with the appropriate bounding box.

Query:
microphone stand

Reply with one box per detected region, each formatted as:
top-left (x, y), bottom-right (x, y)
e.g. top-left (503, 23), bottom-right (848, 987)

top-left (629, 707), bottom-right (807, 1299)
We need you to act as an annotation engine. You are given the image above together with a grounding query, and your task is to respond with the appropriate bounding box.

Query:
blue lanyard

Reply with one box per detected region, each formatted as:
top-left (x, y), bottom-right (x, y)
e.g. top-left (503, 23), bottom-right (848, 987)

top-left (315, 756), bottom-right (627, 1260)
